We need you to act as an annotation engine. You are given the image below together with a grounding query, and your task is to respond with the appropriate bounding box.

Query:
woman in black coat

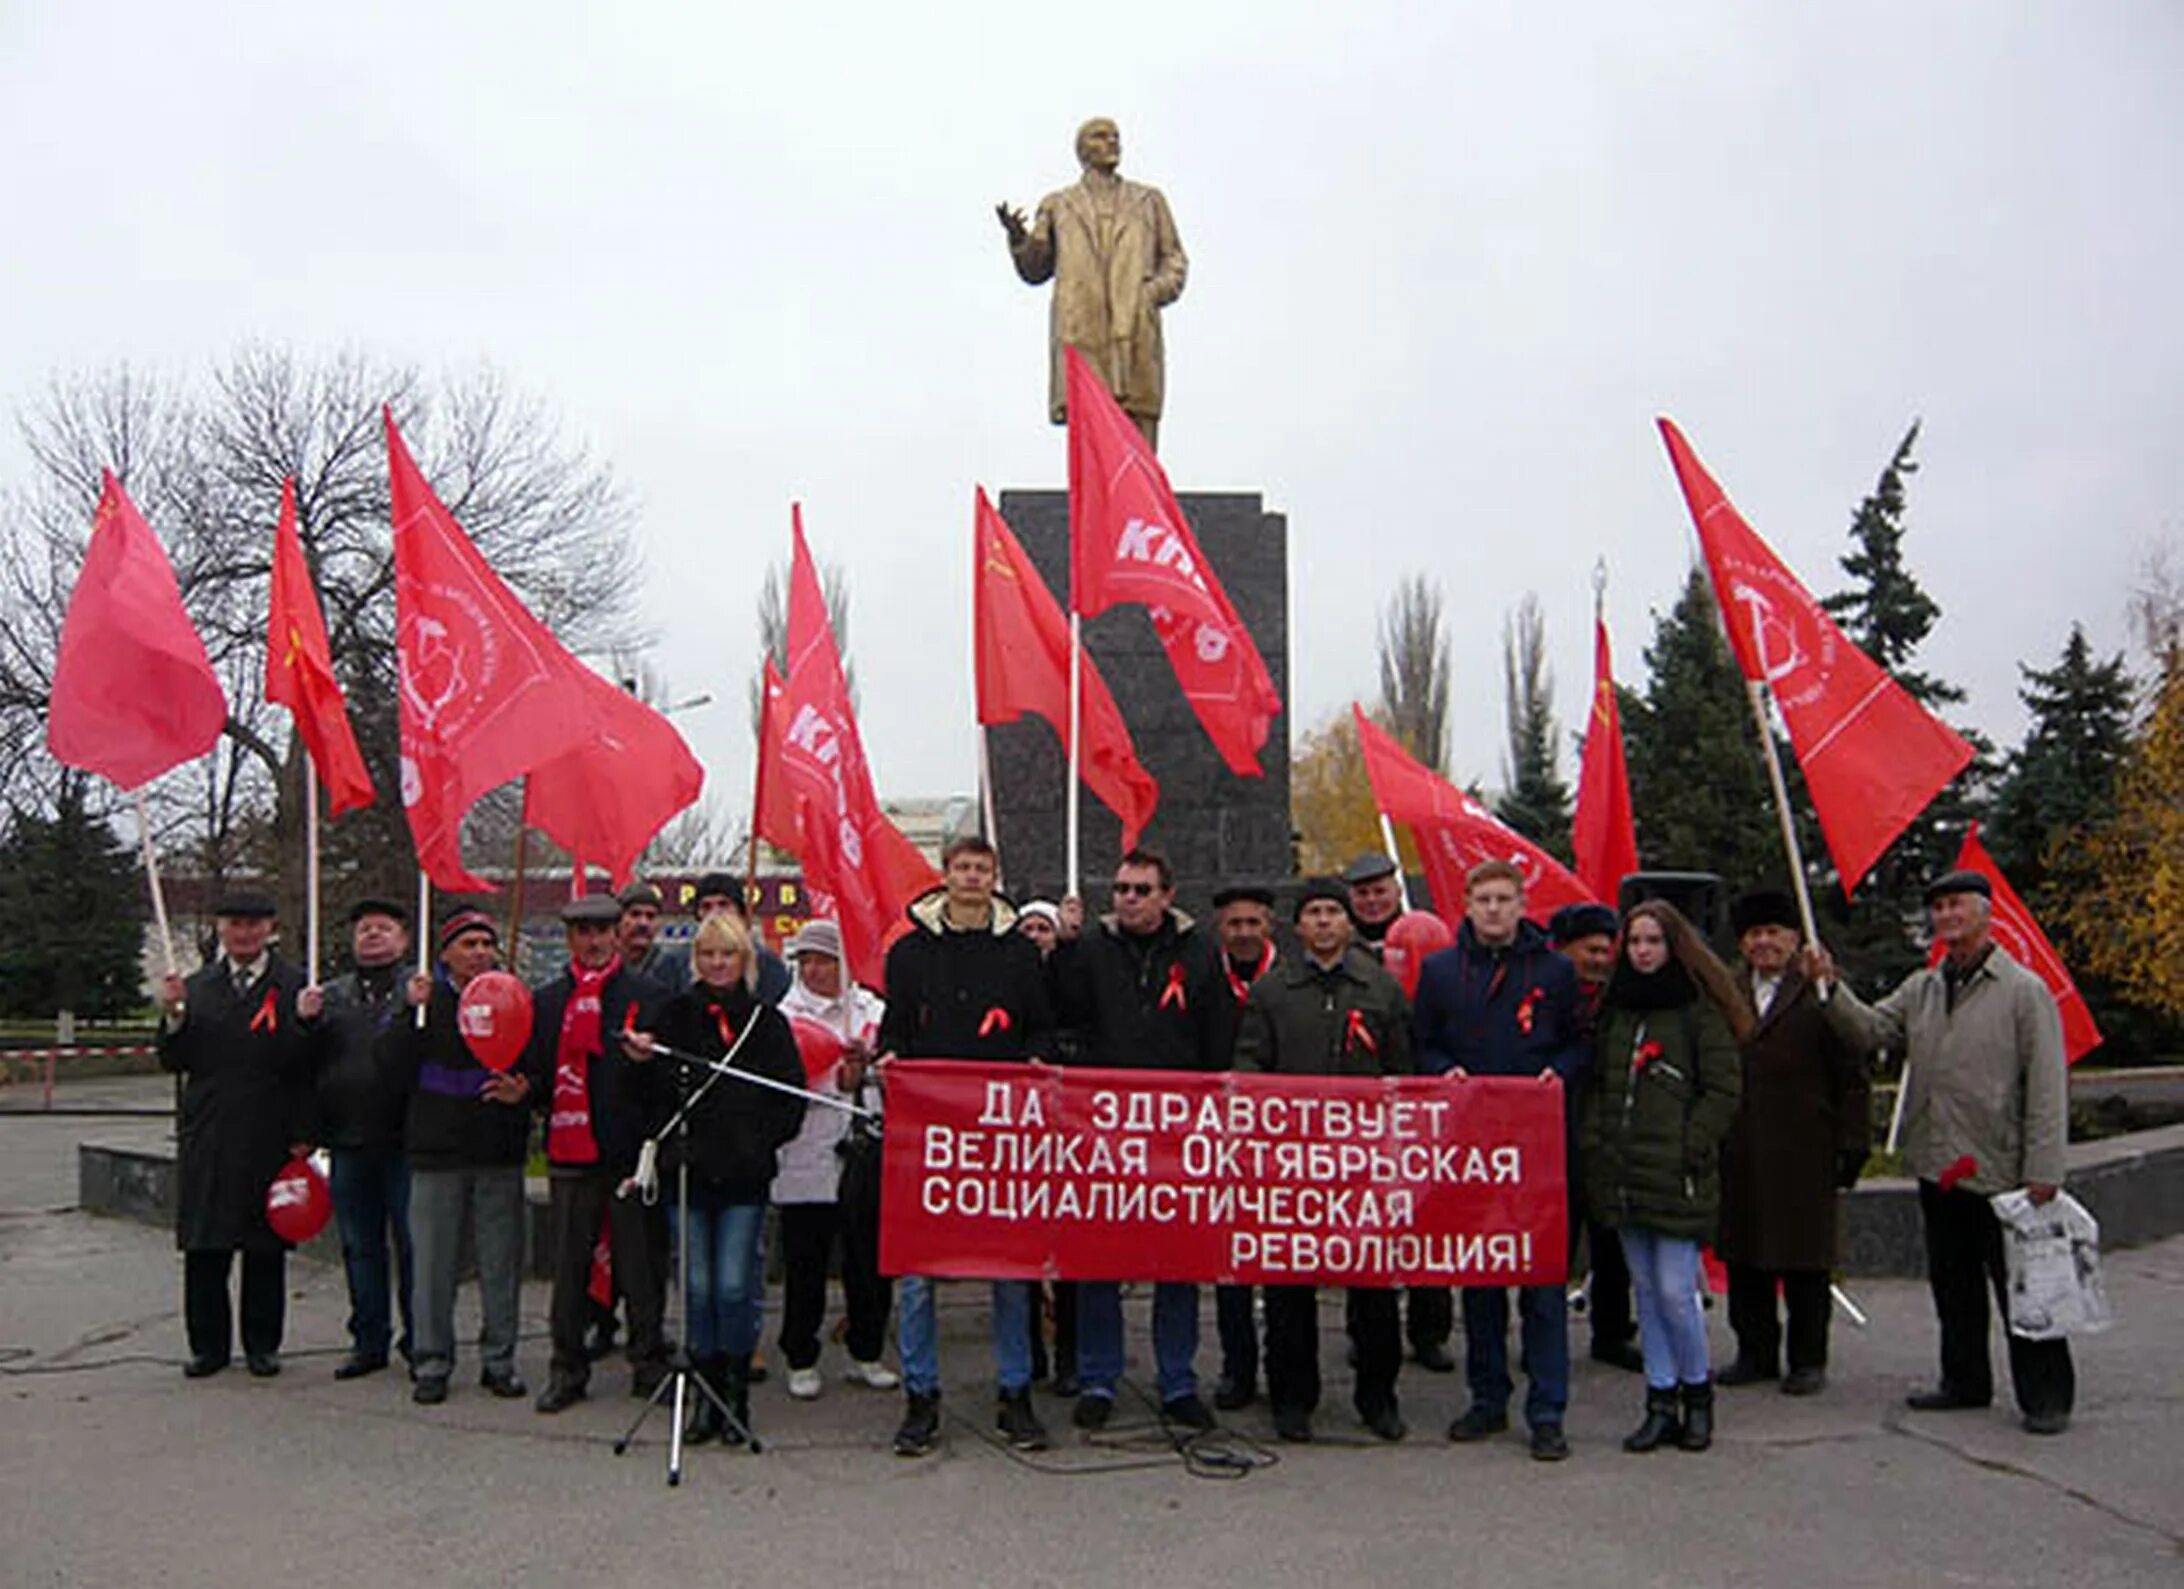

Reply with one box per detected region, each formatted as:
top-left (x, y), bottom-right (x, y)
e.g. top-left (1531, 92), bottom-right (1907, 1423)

top-left (626, 912), bottom-right (805, 1441)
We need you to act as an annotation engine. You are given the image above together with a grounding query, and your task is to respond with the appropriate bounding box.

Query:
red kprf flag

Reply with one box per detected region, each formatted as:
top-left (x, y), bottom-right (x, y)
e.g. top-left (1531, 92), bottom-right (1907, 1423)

top-left (752, 654), bottom-right (798, 852)
top-left (1353, 707), bottom-right (1591, 927)
top-left (1659, 418), bottom-right (1973, 895)
top-left (1927, 823), bottom-right (2102, 1064)
top-left (47, 472), bottom-right (228, 790)
top-left (1065, 349), bottom-right (1281, 775)
top-left (522, 660), bottom-right (705, 888)
top-left (774, 509), bottom-right (940, 985)
top-left (1570, 614), bottom-right (1639, 906)
top-left (387, 410), bottom-right (590, 891)
top-left (265, 477), bottom-right (375, 816)
top-left (975, 487), bottom-right (1159, 848)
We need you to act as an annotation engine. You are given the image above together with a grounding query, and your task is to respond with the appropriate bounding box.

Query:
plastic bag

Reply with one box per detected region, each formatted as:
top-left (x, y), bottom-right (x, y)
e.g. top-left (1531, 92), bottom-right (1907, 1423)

top-left (1989, 1189), bottom-right (2112, 1340)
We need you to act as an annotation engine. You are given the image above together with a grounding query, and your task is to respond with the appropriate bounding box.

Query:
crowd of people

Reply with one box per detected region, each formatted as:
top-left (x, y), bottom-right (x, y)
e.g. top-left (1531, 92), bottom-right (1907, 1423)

top-left (154, 841), bottom-right (2077, 1457)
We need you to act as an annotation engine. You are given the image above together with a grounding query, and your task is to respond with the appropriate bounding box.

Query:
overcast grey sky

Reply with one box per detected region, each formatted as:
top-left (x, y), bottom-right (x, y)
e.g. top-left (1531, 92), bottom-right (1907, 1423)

top-left (4, 1), bottom-right (2178, 821)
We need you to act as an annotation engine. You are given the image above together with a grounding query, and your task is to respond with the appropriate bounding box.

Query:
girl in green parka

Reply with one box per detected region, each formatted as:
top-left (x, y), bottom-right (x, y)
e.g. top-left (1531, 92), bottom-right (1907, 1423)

top-left (1581, 899), bottom-right (1750, 1454)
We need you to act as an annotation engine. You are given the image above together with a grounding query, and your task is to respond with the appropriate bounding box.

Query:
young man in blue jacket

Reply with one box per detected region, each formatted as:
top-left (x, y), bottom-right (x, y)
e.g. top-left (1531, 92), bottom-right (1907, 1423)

top-left (1412, 860), bottom-right (1590, 1461)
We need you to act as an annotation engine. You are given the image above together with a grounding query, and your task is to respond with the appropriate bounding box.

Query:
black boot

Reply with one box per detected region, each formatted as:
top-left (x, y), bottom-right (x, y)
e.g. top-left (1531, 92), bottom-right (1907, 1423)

top-left (1678, 1381), bottom-right (1715, 1452)
top-left (722, 1353), bottom-right (753, 1440)
top-left (683, 1358), bottom-right (724, 1446)
top-left (1623, 1386), bottom-right (1683, 1453)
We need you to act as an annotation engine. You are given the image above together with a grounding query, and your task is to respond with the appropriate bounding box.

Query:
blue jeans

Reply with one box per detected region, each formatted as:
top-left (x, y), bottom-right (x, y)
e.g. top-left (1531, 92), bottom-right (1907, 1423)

top-left (1619, 1228), bottom-right (1711, 1389)
top-left (1461, 1284), bottom-right (1568, 1428)
top-left (329, 1148), bottom-right (413, 1361)
top-left (897, 1275), bottom-right (1034, 1397)
top-left (1077, 1281), bottom-right (1200, 1403)
top-left (670, 1193), bottom-right (765, 1360)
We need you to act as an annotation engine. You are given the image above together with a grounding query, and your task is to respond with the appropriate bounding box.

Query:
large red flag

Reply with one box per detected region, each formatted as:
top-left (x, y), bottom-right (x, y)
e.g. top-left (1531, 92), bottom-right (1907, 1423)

top-left (521, 660), bottom-right (705, 889)
top-left (47, 472), bottom-right (228, 790)
top-left (1659, 418), bottom-right (1973, 894)
top-left (387, 410), bottom-right (590, 891)
top-left (265, 478), bottom-right (375, 816)
top-left (974, 487), bottom-right (1159, 848)
top-left (775, 510), bottom-right (940, 985)
top-left (1570, 614), bottom-right (1639, 906)
top-left (1353, 707), bottom-right (1590, 927)
top-left (752, 655), bottom-right (798, 852)
top-left (1065, 349), bottom-right (1281, 776)
top-left (1927, 823), bottom-right (2101, 1064)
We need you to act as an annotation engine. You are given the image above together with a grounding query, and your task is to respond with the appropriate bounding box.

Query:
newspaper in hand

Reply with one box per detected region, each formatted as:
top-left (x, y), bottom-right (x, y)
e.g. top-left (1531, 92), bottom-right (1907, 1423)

top-left (1990, 1189), bottom-right (2113, 1340)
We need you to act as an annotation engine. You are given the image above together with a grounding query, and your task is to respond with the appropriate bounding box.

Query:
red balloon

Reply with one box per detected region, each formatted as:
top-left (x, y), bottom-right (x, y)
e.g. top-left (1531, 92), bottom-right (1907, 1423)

top-left (458, 971), bottom-right (534, 1074)
top-left (265, 1156), bottom-right (332, 1245)
top-left (1381, 910), bottom-right (1455, 1000)
top-left (788, 1015), bottom-right (846, 1084)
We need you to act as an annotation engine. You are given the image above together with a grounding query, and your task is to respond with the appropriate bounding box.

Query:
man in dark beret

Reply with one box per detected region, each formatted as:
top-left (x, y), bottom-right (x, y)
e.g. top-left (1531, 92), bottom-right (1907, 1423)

top-left (1717, 889), bottom-right (1869, 1396)
top-left (158, 892), bottom-right (325, 1378)
top-left (1549, 900), bottom-right (1640, 1374)
top-left (1208, 882), bottom-right (1280, 1410)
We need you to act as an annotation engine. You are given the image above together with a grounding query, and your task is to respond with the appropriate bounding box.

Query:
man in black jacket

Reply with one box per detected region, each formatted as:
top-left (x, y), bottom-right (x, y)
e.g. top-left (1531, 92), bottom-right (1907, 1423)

top-left (157, 892), bottom-right (323, 1379)
top-left (1054, 848), bottom-right (1221, 1434)
top-left (317, 897), bottom-right (417, 1381)
top-left (1208, 883), bottom-right (1277, 1411)
top-left (383, 910), bottom-right (533, 1405)
top-left (526, 894), bottom-right (668, 1411)
top-left (880, 835), bottom-right (1055, 1457)
top-left (1549, 901), bottom-right (1641, 1374)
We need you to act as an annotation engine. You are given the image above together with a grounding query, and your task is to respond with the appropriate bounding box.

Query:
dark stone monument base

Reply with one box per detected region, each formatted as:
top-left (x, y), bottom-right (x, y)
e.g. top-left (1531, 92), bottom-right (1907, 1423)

top-left (991, 489), bottom-right (1290, 914)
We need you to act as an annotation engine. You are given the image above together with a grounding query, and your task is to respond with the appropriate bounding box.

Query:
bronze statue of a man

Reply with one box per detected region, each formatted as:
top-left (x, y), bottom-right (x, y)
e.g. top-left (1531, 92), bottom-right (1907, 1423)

top-left (997, 118), bottom-right (1188, 452)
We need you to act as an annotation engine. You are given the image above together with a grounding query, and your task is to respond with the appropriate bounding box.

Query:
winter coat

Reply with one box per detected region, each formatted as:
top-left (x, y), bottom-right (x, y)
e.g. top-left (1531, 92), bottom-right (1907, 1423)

top-left (157, 956), bottom-right (322, 1253)
top-left (877, 889), bottom-right (1054, 1062)
top-left (1412, 920), bottom-right (1590, 1095)
top-left (522, 962), bottom-right (668, 1176)
top-left (1206, 945), bottom-right (1278, 1070)
top-left (645, 983), bottom-right (805, 1203)
top-left (1582, 988), bottom-right (1743, 1242)
top-left (1717, 967), bottom-right (1872, 1271)
top-left (1233, 946), bottom-right (1413, 1078)
top-left (314, 964), bottom-right (409, 1153)
top-left (1821, 945), bottom-right (2067, 1195)
top-left (772, 978), bottom-right (887, 1205)
top-left (1053, 909), bottom-right (1222, 1071)
top-left (378, 973), bottom-right (532, 1170)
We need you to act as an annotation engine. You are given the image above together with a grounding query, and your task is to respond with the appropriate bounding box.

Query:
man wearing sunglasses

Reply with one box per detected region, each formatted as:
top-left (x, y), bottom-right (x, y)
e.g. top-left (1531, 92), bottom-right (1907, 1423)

top-left (1053, 848), bottom-right (1223, 1434)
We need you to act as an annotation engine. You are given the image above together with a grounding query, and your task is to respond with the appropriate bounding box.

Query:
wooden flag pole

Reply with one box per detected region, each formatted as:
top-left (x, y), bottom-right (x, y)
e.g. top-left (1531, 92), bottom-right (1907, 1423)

top-left (505, 776), bottom-right (531, 957)
top-left (413, 869), bottom-right (431, 1028)
top-left (1744, 678), bottom-right (1829, 1006)
top-left (133, 788), bottom-right (178, 978)
top-left (1376, 812), bottom-right (1412, 913)
top-left (1065, 612), bottom-right (1083, 900)
top-left (979, 725), bottom-right (1004, 891)
top-left (304, 750), bottom-right (322, 986)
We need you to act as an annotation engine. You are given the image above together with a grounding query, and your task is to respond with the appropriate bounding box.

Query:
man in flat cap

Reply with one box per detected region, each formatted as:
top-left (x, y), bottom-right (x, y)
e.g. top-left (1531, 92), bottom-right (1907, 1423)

top-left (316, 897), bottom-right (418, 1380)
top-left (1549, 902), bottom-right (1640, 1374)
top-left (1805, 869), bottom-right (2073, 1434)
top-left (1718, 890), bottom-right (1869, 1395)
top-left (1208, 883), bottom-right (1279, 1411)
top-left (524, 893), bottom-right (670, 1411)
top-left (157, 892), bottom-right (325, 1378)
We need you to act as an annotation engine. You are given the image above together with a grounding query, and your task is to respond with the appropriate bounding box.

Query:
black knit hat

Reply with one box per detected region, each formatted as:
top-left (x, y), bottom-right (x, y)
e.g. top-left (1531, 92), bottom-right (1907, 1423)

top-left (1548, 902), bottom-right (1618, 945)
top-left (1729, 890), bottom-right (1801, 937)
top-left (1293, 877), bottom-right (1354, 922)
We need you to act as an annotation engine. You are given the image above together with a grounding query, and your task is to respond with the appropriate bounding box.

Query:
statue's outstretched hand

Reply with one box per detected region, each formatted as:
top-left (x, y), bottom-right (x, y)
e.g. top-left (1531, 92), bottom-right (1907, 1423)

top-left (995, 202), bottom-right (1028, 245)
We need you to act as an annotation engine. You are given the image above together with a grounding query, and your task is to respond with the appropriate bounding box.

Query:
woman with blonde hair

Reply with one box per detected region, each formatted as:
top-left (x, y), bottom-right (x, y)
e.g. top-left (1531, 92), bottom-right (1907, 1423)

top-left (1580, 899), bottom-right (1749, 1454)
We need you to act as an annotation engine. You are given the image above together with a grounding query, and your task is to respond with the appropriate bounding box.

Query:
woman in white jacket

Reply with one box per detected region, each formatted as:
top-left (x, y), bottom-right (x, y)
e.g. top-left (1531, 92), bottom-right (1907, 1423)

top-left (774, 920), bottom-right (897, 1398)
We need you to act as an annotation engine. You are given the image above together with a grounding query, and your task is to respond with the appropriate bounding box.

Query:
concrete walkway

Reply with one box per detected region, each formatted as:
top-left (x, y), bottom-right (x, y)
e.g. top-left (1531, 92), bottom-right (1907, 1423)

top-left (2, 1080), bottom-right (2178, 1588)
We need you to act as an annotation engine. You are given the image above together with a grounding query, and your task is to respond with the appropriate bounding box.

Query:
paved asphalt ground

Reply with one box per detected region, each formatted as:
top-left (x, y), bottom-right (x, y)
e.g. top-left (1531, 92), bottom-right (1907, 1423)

top-left (3, 1079), bottom-right (2179, 1587)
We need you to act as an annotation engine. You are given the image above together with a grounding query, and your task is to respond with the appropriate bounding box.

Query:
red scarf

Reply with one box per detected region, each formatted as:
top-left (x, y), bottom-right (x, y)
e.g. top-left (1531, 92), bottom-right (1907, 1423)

top-left (549, 957), bottom-right (619, 1165)
top-left (1225, 942), bottom-right (1275, 1006)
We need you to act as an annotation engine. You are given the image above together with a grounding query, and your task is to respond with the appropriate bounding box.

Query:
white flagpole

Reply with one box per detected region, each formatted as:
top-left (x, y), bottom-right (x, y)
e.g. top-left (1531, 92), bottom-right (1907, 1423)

top-left (1376, 812), bottom-right (1412, 913)
top-left (1066, 612), bottom-right (1083, 900)
top-left (979, 726), bottom-right (1004, 890)
top-left (413, 869), bottom-right (431, 1028)
top-left (133, 788), bottom-right (178, 977)
top-left (1743, 678), bottom-right (1829, 1006)
top-left (1883, 1060), bottom-right (1911, 1155)
top-left (304, 751), bottom-right (322, 985)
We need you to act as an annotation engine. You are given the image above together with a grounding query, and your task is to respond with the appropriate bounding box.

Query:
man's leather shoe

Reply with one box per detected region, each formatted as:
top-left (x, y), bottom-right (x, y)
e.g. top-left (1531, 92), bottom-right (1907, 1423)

top-left (2022, 1409), bottom-right (2070, 1436)
top-left (1718, 1358), bottom-right (1779, 1387)
top-left (1361, 1404), bottom-right (1407, 1442)
top-left (1780, 1367), bottom-right (1826, 1397)
top-left (1530, 1423), bottom-right (1572, 1462)
top-left (1412, 1342), bottom-right (1457, 1374)
top-left (245, 1353), bottom-right (280, 1378)
top-left (182, 1355), bottom-right (228, 1379)
top-left (333, 1352), bottom-right (388, 1381)
top-left (1272, 1406), bottom-right (1313, 1443)
top-left (534, 1379), bottom-right (586, 1414)
top-left (1446, 1405), bottom-right (1509, 1442)
top-left (481, 1369), bottom-right (528, 1399)
top-left (413, 1377), bottom-right (449, 1405)
top-left (1213, 1375), bottom-right (1257, 1412)
top-left (1905, 1386), bottom-right (1986, 1412)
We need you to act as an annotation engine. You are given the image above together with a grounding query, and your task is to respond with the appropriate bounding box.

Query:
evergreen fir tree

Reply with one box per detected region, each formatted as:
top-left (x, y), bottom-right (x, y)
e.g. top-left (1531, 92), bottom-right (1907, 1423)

top-left (1987, 624), bottom-right (2137, 907)
top-left (1820, 421), bottom-right (1959, 706)
top-left (0, 780), bottom-right (148, 1020)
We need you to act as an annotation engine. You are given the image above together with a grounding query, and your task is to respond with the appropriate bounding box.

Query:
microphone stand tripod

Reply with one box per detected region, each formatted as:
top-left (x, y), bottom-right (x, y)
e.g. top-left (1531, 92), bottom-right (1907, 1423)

top-left (611, 1029), bottom-right (877, 1486)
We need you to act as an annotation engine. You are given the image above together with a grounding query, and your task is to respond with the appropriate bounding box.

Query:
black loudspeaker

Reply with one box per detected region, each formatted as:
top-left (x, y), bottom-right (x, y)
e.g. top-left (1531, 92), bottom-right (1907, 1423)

top-left (1617, 871), bottom-right (1730, 950)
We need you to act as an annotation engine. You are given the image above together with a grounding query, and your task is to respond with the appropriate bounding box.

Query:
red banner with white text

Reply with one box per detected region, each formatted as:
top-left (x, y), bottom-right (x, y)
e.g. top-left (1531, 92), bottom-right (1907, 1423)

top-left (879, 1062), bottom-right (1567, 1287)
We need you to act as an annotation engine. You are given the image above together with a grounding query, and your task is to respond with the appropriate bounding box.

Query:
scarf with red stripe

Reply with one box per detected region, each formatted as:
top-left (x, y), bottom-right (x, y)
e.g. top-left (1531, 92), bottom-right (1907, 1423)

top-left (549, 957), bottom-right (620, 1165)
top-left (1224, 942), bottom-right (1275, 1006)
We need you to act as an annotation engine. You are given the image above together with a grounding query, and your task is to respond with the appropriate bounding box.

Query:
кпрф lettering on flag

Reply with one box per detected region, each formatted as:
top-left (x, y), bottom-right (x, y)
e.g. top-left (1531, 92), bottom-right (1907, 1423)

top-left (1065, 347), bottom-right (1281, 776)
top-left (1659, 418), bottom-right (1973, 895)
top-left (1353, 706), bottom-right (1590, 926)
top-left (974, 486), bottom-right (1158, 847)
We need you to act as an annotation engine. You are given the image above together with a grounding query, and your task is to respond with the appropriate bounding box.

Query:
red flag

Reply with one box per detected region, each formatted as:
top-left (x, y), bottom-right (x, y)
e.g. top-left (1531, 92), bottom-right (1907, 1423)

top-left (774, 509), bottom-right (941, 985)
top-left (265, 478), bottom-right (375, 816)
top-left (752, 655), bottom-right (798, 852)
top-left (1570, 614), bottom-right (1639, 906)
top-left (1928, 824), bottom-right (2102, 1064)
top-left (521, 661), bottom-right (705, 889)
top-left (974, 487), bottom-right (1159, 848)
top-left (1065, 349), bottom-right (1281, 775)
top-left (387, 410), bottom-right (590, 891)
top-left (1658, 419), bottom-right (1973, 894)
top-left (47, 472), bottom-right (228, 790)
top-left (1353, 707), bottom-right (1591, 927)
